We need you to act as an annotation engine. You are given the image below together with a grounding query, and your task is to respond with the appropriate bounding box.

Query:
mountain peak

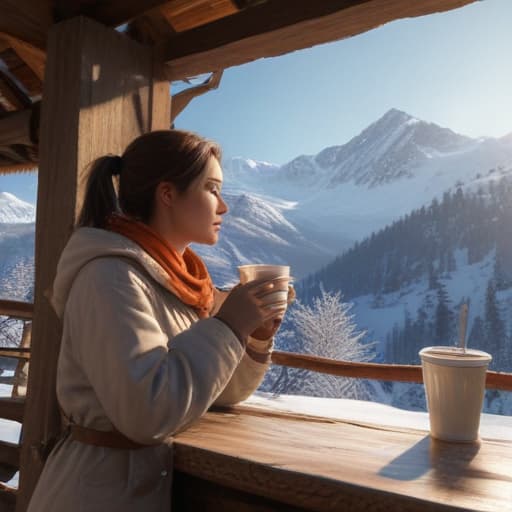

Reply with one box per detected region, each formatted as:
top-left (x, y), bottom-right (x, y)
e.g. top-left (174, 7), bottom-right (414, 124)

top-left (380, 108), bottom-right (415, 122)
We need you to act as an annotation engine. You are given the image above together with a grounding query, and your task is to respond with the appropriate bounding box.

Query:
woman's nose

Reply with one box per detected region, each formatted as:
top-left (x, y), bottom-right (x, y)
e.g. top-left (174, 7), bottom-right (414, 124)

top-left (217, 197), bottom-right (229, 215)
top-left (218, 195), bottom-right (229, 215)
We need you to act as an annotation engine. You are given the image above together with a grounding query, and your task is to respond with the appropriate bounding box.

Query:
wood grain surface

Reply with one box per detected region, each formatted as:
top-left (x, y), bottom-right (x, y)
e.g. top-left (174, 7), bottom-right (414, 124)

top-left (174, 404), bottom-right (512, 511)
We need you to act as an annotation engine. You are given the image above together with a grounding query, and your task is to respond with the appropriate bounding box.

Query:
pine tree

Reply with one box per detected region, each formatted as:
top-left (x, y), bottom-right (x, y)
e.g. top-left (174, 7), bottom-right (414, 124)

top-left (435, 283), bottom-right (453, 344)
top-left (484, 280), bottom-right (506, 368)
top-left (268, 287), bottom-right (375, 399)
top-left (468, 315), bottom-right (485, 350)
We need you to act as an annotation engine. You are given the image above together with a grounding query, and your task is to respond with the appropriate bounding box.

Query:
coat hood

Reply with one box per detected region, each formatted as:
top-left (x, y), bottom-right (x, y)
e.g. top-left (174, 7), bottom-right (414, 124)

top-left (50, 228), bottom-right (170, 318)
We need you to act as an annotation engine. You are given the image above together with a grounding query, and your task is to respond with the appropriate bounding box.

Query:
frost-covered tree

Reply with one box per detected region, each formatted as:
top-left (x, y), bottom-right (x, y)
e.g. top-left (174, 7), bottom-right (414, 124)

top-left (264, 287), bottom-right (375, 400)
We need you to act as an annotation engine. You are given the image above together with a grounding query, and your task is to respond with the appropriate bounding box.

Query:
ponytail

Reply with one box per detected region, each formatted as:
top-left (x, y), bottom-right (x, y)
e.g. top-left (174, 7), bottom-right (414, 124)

top-left (77, 130), bottom-right (221, 228)
top-left (77, 155), bottom-right (122, 228)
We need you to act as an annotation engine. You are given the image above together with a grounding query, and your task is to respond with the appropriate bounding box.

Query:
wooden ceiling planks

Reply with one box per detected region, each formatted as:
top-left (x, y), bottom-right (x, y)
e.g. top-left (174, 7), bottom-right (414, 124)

top-left (0, 0), bottom-right (52, 50)
top-left (0, 0), bottom-right (479, 175)
top-left (0, 48), bottom-right (43, 97)
top-left (53, 0), bottom-right (173, 27)
top-left (161, 0), bottom-right (239, 32)
top-left (0, 34), bottom-right (46, 83)
top-left (160, 0), bottom-right (477, 80)
top-left (0, 70), bottom-right (32, 111)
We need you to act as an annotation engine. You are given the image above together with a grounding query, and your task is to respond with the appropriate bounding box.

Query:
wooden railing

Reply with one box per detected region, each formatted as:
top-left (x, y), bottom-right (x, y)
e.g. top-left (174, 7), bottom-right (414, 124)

top-left (0, 300), bottom-right (33, 321)
top-left (271, 351), bottom-right (512, 391)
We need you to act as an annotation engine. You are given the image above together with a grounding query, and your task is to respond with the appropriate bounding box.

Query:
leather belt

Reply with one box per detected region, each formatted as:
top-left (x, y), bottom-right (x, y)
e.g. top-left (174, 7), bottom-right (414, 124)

top-left (69, 424), bottom-right (148, 450)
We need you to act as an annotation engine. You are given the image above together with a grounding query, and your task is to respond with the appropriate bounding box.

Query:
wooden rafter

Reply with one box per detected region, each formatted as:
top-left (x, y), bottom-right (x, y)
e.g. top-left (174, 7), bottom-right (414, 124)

top-left (160, 0), bottom-right (477, 80)
top-left (54, 0), bottom-right (179, 26)
top-left (0, 47), bottom-right (43, 94)
top-left (0, 70), bottom-right (31, 111)
top-left (161, 0), bottom-right (238, 32)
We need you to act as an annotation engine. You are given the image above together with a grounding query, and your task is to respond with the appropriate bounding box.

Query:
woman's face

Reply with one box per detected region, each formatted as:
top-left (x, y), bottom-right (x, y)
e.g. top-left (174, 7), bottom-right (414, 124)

top-left (164, 156), bottom-right (228, 249)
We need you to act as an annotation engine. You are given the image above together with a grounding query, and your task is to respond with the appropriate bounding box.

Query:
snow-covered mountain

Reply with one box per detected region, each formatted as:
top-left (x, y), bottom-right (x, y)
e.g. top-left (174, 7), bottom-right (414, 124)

top-left (222, 109), bottom-right (512, 244)
top-left (0, 192), bottom-right (35, 223)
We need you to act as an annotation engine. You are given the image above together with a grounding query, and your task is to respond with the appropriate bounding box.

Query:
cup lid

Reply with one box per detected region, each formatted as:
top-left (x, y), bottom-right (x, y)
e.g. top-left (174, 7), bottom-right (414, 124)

top-left (419, 346), bottom-right (492, 367)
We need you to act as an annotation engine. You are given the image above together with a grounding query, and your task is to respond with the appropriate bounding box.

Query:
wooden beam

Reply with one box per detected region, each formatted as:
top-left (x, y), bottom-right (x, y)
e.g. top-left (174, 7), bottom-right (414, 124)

top-left (0, 71), bottom-right (31, 111)
top-left (0, 38), bottom-right (10, 53)
top-left (0, 441), bottom-right (20, 469)
top-left (0, 47), bottom-right (43, 96)
top-left (0, 348), bottom-right (31, 361)
top-left (161, 0), bottom-right (238, 33)
top-left (0, 1), bottom-right (52, 50)
top-left (160, 0), bottom-right (477, 80)
top-left (16, 17), bottom-right (170, 512)
top-left (0, 161), bottom-right (37, 175)
top-left (54, 1), bottom-right (174, 26)
top-left (0, 300), bottom-right (34, 320)
top-left (0, 35), bottom-right (46, 83)
top-left (0, 398), bottom-right (24, 423)
top-left (0, 483), bottom-right (16, 512)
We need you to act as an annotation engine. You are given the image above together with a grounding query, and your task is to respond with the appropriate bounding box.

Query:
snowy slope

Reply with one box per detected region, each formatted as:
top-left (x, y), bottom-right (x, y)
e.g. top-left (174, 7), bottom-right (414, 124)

top-left (192, 191), bottom-right (336, 285)
top-left (0, 192), bottom-right (35, 223)
top-left (351, 249), bottom-right (498, 356)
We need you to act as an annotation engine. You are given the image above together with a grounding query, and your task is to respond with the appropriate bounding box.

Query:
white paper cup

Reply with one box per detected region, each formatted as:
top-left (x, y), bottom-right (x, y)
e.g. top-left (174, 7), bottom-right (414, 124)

top-left (238, 264), bottom-right (290, 311)
top-left (419, 346), bottom-right (492, 442)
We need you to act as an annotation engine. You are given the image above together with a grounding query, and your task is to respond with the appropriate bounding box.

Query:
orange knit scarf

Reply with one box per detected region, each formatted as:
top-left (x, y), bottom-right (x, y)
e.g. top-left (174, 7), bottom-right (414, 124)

top-left (107, 214), bottom-right (214, 318)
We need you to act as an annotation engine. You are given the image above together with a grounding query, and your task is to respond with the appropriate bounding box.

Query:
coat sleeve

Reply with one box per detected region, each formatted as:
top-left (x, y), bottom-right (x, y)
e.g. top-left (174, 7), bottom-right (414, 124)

top-left (66, 259), bottom-right (245, 444)
top-left (213, 336), bottom-right (273, 406)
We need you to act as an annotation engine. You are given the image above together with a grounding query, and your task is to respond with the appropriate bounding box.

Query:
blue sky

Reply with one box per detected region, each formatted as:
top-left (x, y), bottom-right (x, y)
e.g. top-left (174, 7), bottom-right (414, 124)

top-left (2, 0), bottom-right (511, 204)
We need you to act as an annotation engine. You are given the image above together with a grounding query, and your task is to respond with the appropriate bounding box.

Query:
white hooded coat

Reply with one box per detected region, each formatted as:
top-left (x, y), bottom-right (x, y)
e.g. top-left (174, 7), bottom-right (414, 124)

top-left (27, 228), bottom-right (272, 512)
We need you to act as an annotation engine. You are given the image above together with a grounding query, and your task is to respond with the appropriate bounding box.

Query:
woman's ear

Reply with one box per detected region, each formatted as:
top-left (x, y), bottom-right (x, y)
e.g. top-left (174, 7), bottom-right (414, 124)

top-left (155, 181), bottom-right (176, 208)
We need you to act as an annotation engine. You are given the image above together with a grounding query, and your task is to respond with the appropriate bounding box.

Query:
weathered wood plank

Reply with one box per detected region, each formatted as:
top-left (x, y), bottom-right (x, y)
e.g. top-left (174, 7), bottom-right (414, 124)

top-left (0, 398), bottom-right (24, 423)
top-left (174, 407), bottom-right (512, 512)
top-left (16, 17), bottom-right (170, 512)
top-left (161, 0), bottom-right (476, 80)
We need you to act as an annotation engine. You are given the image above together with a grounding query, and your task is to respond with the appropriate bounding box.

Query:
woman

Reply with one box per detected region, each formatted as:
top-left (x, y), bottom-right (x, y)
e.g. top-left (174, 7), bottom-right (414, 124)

top-left (27, 130), bottom-right (290, 511)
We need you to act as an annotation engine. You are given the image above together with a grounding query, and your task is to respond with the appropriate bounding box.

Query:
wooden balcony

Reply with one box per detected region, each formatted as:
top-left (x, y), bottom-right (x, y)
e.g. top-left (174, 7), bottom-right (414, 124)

top-left (2, 299), bottom-right (512, 511)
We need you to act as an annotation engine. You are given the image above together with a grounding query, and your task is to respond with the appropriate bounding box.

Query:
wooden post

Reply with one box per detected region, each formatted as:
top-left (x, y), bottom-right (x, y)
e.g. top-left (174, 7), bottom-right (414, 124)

top-left (16, 16), bottom-right (170, 512)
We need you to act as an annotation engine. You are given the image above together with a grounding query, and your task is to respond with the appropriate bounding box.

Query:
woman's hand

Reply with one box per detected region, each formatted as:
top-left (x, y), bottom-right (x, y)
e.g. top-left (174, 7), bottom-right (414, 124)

top-left (215, 278), bottom-right (288, 344)
top-left (250, 284), bottom-right (295, 340)
top-left (210, 287), bottom-right (230, 316)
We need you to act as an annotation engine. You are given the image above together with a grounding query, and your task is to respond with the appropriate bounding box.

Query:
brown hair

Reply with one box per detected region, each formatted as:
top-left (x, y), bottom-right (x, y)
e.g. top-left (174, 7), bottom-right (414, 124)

top-left (78, 130), bottom-right (222, 228)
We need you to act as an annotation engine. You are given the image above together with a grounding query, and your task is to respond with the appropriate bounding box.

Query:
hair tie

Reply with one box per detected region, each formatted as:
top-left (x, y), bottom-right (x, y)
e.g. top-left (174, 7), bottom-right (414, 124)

top-left (110, 155), bottom-right (123, 177)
